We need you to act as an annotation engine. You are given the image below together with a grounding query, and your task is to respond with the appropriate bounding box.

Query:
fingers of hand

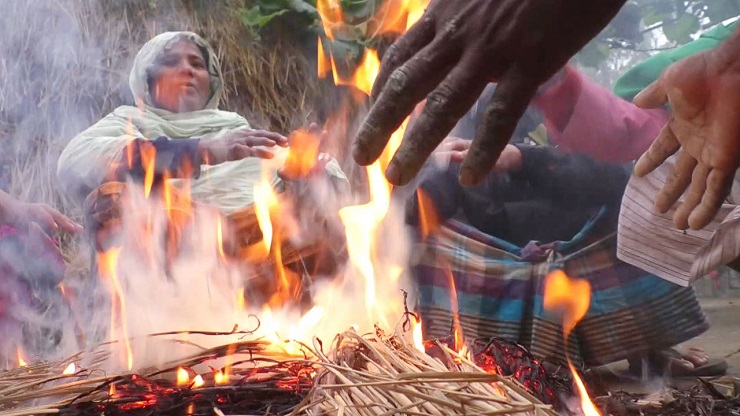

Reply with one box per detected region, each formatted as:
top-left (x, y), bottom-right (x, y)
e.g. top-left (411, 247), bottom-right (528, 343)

top-left (385, 57), bottom-right (486, 186)
top-left (241, 136), bottom-right (278, 148)
top-left (633, 78), bottom-right (668, 109)
top-left (460, 71), bottom-right (537, 186)
top-left (655, 150), bottom-right (696, 213)
top-left (634, 124), bottom-right (680, 177)
top-left (354, 31), bottom-right (459, 167)
top-left (237, 129), bottom-right (288, 146)
top-left (439, 137), bottom-right (470, 152)
top-left (370, 13), bottom-right (436, 101)
top-left (688, 168), bottom-right (734, 229)
top-left (47, 207), bottom-right (83, 233)
top-left (673, 163), bottom-right (709, 229)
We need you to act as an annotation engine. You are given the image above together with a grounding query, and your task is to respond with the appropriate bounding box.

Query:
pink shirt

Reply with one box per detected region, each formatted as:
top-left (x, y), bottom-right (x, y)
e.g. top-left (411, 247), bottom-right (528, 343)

top-left (533, 65), bottom-right (669, 163)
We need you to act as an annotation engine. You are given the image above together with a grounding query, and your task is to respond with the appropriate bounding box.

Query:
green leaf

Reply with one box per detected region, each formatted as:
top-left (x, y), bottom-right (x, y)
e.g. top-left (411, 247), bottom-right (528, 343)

top-left (662, 13), bottom-right (700, 44)
top-left (240, 5), bottom-right (292, 30)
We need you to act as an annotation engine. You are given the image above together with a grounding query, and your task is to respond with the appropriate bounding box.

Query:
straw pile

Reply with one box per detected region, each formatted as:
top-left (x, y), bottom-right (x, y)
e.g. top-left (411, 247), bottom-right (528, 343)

top-left (0, 328), bottom-right (556, 416)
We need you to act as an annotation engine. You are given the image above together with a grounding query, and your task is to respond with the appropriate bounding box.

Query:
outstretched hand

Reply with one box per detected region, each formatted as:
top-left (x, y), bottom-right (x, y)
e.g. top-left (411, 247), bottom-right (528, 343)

top-left (633, 30), bottom-right (740, 230)
top-left (352, 0), bottom-right (625, 187)
top-left (0, 190), bottom-right (82, 234)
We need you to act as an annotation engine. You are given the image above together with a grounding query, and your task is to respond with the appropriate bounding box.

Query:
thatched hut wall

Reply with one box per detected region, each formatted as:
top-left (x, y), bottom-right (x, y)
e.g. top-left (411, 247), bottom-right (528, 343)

top-left (0, 0), bottom-right (351, 215)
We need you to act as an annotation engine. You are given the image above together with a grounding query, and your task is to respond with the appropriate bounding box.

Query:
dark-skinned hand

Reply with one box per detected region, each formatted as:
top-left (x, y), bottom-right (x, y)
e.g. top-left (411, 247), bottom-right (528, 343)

top-left (353, 0), bottom-right (626, 186)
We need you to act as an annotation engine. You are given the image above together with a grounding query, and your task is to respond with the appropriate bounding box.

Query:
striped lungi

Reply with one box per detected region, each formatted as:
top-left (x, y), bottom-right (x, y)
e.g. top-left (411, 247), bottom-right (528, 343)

top-left (413, 216), bottom-right (709, 367)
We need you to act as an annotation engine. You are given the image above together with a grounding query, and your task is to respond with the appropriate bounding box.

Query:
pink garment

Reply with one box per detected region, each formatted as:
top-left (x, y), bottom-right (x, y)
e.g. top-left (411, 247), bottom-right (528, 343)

top-left (534, 65), bottom-right (670, 163)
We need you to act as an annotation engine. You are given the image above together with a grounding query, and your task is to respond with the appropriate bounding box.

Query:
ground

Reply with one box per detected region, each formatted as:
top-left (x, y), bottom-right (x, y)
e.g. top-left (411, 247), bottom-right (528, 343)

top-left (597, 277), bottom-right (740, 394)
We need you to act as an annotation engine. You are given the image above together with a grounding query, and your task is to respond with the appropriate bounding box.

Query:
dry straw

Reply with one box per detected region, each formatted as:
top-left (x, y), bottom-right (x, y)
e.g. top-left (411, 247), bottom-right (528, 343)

top-left (0, 329), bottom-right (556, 416)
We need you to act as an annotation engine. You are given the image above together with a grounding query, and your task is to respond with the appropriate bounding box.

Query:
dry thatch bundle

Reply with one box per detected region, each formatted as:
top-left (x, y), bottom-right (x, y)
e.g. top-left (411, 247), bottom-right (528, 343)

top-left (0, 328), bottom-right (556, 416)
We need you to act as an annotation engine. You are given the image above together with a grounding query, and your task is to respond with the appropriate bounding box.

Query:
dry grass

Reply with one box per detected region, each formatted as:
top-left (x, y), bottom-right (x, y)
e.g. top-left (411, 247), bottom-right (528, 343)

top-left (0, 0), bottom-right (340, 278)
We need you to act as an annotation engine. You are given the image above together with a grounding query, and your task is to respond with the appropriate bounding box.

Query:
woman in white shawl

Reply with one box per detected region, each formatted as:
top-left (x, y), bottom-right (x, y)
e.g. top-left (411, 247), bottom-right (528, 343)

top-left (58, 31), bottom-right (346, 213)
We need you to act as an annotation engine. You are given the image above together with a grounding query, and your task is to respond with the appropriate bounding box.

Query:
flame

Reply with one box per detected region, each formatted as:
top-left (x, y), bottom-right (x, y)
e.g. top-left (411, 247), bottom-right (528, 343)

top-left (109, 384), bottom-right (117, 398)
top-left (543, 270), bottom-right (600, 416)
top-left (316, 0), bottom-right (343, 40)
top-left (282, 128), bottom-right (322, 179)
top-left (186, 403), bottom-right (195, 415)
top-left (17, 348), bottom-right (27, 367)
top-left (411, 315), bottom-right (424, 353)
top-left (192, 375), bottom-right (204, 388)
top-left (317, 37), bottom-right (331, 79)
top-left (253, 182), bottom-right (278, 253)
top-left (216, 217), bottom-right (226, 260)
top-left (416, 189), bottom-right (441, 239)
top-left (370, 0), bottom-right (430, 35)
top-left (350, 50), bottom-right (380, 96)
top-left (214, 370), bottom-right (227, 385)
top-left (139, 143), bottom-right (156, 198)
top-left (176, 367), bottom-right (190, 385)
top-left (235, 288), bottom-right (246, 311)
top-left (98, 248), bottom-right (133, 371)
top-left (445, 268), bottom-right (464, 352)
top-left (63, 362), bottom-right (76, 375)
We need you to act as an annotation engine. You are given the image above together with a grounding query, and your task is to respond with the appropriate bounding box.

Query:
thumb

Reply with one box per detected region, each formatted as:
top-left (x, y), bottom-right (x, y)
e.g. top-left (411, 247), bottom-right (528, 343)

top-left (633, 79), bottom-right (667, 109)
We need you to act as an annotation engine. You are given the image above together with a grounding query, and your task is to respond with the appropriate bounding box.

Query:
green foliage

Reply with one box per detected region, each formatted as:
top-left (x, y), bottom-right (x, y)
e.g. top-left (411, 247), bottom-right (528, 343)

top-left (577, 0), bottom-right (739, 68)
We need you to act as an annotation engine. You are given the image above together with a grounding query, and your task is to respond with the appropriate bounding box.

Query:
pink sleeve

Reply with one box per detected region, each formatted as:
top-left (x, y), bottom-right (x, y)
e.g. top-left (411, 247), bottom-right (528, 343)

top-left (534, 65), bottom-right (670, 163)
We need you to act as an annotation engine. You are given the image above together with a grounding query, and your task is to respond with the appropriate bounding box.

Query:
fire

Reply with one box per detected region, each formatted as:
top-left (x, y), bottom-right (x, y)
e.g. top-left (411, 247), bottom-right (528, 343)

top-left (317, 37), bottom-right (331, 79)
top-left (282, 128), bottom-right (321, 179)
top-left (350, 50), bottom-right (380, 96)
top-left (543, 270), bottom-right (600, 416)
top-left (416, 189), bottom-right (441, 239)
top-left (253, 182), bottom-right (278, 253)
top-left (411, 316), bottom-right (424, 353)
top-left (17, 348), bottom-right (27, 367)
top-left (139, 142), bottom-right (156, 198)
top-left (370, 0), bottom-right (430, 34)
top-left (192, 374), bottom-right (204, 388)
top-left (63, 362), bottom-right (76, 375)
top-left (445, 268), bottom-right (464, 352)
top-left (316, 0), bottom-right (343, 40)
top-left (98, 248), bottom-right (133, 371)
top-left (176, 367), bottom-right (190, 385)
top-left (216, 217), bottom-right (226, 260)
top-left (214, 370), bottom-right (227, 385)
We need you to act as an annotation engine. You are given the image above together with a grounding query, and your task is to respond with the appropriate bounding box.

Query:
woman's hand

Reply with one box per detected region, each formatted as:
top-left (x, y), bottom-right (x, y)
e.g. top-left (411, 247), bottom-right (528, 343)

top-left (435, 137), bottom-right (522, 173)
top-left (199, 128), bottom-right (288, 165)
top-left (633, 30), bottom-right (740, 230)
top-left (0, 190), bottom-right (82, 234)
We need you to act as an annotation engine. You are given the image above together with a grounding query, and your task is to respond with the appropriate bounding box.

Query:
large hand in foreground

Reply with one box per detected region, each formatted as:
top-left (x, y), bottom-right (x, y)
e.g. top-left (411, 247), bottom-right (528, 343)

top-left (352, 0), bottom-right (626, 186)
top-left (634, 28), bottom-right (740, 230)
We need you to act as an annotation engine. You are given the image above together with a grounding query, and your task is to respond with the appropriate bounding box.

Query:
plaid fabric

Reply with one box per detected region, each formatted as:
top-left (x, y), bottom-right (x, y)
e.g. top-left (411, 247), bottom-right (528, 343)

top-left (413, 214), bottom-right (709, 367)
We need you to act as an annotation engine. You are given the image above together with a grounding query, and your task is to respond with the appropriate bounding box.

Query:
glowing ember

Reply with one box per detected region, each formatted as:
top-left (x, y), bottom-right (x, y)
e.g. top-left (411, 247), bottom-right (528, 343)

top-left (176, 367), bottom-right (190, 386)
top-left (62, 362), bottom-right (76, 375)
top-left (544, 270), bottom-right (600, 416)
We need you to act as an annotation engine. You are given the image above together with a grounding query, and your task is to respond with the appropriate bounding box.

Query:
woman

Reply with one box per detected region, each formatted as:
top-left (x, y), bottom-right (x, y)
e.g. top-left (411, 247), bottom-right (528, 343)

top-left (57, 31), bottom-right (348, 306)
top-left (58, 31), bottom-right (347, 213)
top-left (408, 87), bottom-right (725, 379)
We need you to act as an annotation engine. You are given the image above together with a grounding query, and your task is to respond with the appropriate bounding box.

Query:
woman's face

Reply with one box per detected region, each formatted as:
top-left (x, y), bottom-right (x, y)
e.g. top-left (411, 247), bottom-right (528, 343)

top-left (150, 40), bottom-right (211, 112)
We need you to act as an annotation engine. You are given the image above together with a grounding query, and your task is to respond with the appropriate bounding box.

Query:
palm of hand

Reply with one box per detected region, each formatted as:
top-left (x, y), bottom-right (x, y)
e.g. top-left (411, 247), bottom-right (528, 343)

top-left (634, 50), bottom-right (740, 229)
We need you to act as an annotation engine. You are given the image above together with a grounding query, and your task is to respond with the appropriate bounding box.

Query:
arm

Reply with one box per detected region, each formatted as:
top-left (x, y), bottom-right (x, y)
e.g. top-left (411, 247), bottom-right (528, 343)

top-left (512, 145), bottom-right (631, 209)
top-left (533, 65), bottom-right (669, 162)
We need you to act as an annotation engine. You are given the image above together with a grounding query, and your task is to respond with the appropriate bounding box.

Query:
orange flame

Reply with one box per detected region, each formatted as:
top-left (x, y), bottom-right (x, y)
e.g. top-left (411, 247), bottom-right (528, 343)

top-left (370, 0), bottom-right (430, 35)
top-left (176, 367), bottom-right (190, 386)
top-left (282, 128), bottom-right (322, 179)
top-left (139, 143), bottom-right (156, 198)
top-left (445, 268), bottom-right (464, 352)
top-left (192, 374), bottom-right (204, 388)
top-left (543, 270), bottom-right (600, 416)
top-left (317, 37), bottom-right (331, 79)
top-left (98, 248), bottom-right (133, 371)
top-left (63, 362), bottom-right (76, 375)
top-left (17, 348), bottom-right (27, 367)
top-left (411, 315), bottom-right (424, 353)
top-left (416, 189), bottom-right (441, 239)
top-left (216, 217), bottom-right (226, 260)
top-left (109, 384), bottom-right (117, 398)
top-left (214, 370), bottom-right (227, 385)
top-left (350, 50), bottom-right (380, 96)
top-left (316, 0), bottom-right (343, 40)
